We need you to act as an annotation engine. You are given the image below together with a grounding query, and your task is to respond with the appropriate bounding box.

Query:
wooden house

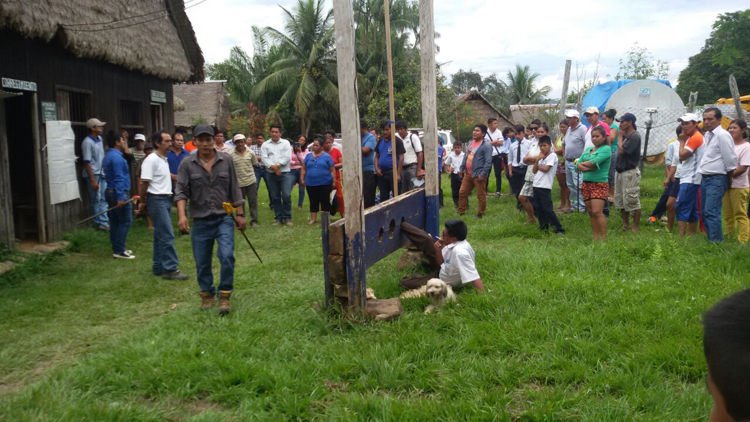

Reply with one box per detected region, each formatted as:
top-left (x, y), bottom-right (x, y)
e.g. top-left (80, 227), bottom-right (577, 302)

top-left (0, 0), bottom-right (203, 248)
top-left (458, 90), bottom-right (515, 129)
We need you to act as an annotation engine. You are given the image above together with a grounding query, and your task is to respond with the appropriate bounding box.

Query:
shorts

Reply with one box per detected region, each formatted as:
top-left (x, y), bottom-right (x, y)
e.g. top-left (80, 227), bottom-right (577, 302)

top-left (582, 182), bottom-right (609, 201)
top-left (520, 180), bottom-right (534, 197)
top-left (667, 178), bottom-right (680, 198)
top-left (556, 155), bottom-right (566, 175)
top-left (676, 183), bottom-right (700, 222)
top-left (614, 168), bottom-right (641, 211)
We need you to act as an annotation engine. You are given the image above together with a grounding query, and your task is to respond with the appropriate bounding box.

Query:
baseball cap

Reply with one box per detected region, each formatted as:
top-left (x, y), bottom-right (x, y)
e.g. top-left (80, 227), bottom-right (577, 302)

top-left (86, 118), bottom-right (106, 128)
top-left (564, 109), bottom-right (580, 118)
top-left (134, 133), bottom-right (146, 142)
top-left (678, 112), bottom-right (701, 123)
top-left (193, 124), bottom-right (215, 137)
top-left (617, 112), bottom-right (637, 129)
top-left (232, 133), bottom-right (246, 142)
top-left (583, 106), bottom-right (600, 115)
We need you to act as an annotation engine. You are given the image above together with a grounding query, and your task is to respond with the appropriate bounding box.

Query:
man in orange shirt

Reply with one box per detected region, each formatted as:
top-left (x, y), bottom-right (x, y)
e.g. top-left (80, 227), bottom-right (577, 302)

top-left (676, 113), bottom-right (704, 236)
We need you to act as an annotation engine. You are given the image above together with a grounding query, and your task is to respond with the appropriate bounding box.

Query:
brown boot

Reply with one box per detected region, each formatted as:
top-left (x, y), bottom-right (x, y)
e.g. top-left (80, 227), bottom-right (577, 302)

top-left (218, 290), bottom-right (232, 316)
top-left (199, 291), bottom-right (215, 310)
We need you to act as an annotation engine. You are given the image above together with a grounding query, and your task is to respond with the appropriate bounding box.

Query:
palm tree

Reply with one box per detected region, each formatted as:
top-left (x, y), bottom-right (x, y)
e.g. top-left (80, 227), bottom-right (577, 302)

top-left (251, 0), bottom-right (338, 136)
top-left (506, 64), bottom-right (551, 105)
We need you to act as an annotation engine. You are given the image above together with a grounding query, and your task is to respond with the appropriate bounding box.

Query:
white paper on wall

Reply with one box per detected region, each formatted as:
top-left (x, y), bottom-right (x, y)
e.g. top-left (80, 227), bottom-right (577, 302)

top-left (45, 121), bottom-right (80, 204)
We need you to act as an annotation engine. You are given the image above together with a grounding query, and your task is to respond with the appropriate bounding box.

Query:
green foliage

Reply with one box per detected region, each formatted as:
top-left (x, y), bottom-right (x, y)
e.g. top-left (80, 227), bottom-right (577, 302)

top-left (677, 10), bottom-right (750, 104)
top-left (506, 64), bottom-right (552, 105)
top-left (190, 115), bottom-right (208, 126)
top-left (616, 43), bottom-right (669, 81)
top-left (2, 166), bottom-right (742, 419)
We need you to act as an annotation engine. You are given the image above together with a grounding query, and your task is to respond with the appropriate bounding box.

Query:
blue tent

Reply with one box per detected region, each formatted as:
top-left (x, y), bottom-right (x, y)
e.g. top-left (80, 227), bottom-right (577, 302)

top-left (582, 80), bottom-right (672, 113)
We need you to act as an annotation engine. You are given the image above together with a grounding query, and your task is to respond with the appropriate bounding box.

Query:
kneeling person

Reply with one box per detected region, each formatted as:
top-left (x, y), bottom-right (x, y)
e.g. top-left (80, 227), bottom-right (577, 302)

top-left (434, 219), bottom-right (485, 292)
top-left (175, 125), bottom-right (245, 315)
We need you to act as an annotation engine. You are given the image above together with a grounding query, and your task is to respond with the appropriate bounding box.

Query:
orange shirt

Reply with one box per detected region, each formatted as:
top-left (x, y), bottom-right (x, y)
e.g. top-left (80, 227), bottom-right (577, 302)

top-left (184, 140), bottom-right (197, 153)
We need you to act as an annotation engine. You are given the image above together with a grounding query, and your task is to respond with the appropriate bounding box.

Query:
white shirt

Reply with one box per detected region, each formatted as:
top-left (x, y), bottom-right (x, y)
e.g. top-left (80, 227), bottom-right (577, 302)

top-left (698, 126), bottom-right (738, 176)
top-left (439, 240), bottom-right (480, 288)
top-left (261, 138), bottom-right (292, 172)
top-left (533, 153), bottom-right (557, 189)
top-left (500, 136), bottom-right (511, 154)
top-left (140, 153), bottom-right (173, 195)
top-left (524, 137), bottom-right (540, 182)
top-left (444, 151), bottom-right (465, 174)
top-left (398, 132), bottom-right (423, 165)
top-left (485, 128), bottom-right (504, 157)
top-left (509, 139), bottom-right (530, 167)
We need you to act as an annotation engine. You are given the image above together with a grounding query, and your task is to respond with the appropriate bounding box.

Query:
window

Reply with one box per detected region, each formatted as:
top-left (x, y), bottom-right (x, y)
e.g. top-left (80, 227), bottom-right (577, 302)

top-left (119, 100), bottom-right (143, 134)
top-left (150, 103), bottom-right (163, 133)
top-left (56, 88), bottom-right (91, 143)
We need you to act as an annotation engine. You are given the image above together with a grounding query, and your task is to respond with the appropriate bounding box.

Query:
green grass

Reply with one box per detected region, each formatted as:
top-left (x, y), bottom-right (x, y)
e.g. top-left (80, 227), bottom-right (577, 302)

top-left (1, 166), bottom-right (748, 420)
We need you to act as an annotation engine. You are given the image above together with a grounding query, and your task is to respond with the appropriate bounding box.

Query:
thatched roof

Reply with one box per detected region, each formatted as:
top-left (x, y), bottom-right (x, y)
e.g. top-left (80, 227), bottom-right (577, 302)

top-left (0, 0), bottom-right (204, 82)
top-left (173, 81), bottom-right (229, 127)
top-left (458, 90), bottom-right (515, 126)
top-left (510, 103), bottom-right (577, 125)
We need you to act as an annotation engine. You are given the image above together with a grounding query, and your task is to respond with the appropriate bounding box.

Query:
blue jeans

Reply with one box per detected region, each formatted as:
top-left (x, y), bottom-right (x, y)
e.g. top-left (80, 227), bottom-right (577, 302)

top-left (105, 190), bottom-right (132, 254)
top-left (147, 195), bottom-right (179, 274)
top-left (701, 174), bottom-right (729, 242)
top-left (191, 215), bottom-right (235, 294)
top-left (254, 166), bottom-right (271, 204)
top-left (85, 175), bottom-right (109, 228)
top-left (267, 172), bottom-right (294, 221)
top-left (565, 161), bottom-right (585, 212)
top-left (290, 168), bottom-right (305, 208)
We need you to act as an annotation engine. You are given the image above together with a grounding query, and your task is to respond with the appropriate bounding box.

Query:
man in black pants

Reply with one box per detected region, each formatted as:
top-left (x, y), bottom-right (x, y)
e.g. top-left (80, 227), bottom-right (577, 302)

top-left (508, 125), bottom-right (528, 203)
top-left (485, 117), bottom-right (505, 195)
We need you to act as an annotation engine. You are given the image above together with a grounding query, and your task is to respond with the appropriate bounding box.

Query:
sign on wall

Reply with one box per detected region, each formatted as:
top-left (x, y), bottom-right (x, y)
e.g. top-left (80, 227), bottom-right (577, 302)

top-left (1, 77), bottom-right (37, 92)
top-left (41, 102), bottom-right (57, 122)
top-left (150, 90), bottom-right (166, 103)
top-left (45, 121), bottom-right (80, 204)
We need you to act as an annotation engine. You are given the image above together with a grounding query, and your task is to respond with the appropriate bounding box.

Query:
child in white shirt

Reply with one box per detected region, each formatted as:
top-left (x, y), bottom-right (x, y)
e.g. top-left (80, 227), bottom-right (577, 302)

top-left (532, 136), bottom-right (564, 234)
top-left (444, 143), bottom-right (465, 208)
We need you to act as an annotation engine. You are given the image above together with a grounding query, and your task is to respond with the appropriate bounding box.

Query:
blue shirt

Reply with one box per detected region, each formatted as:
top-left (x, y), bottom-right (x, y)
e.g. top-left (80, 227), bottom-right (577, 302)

top-left (167, 149), bottom-right (190, 175)
top-left (102, 148), bottom-right (131, 201)
top-left (81, 135), bottom-right (105, 177)
top-left (304, 152), bottom-right (335, 186)
top-left (438, 144), bottom-right (444, 172)
top-left (361, 132), bottom-right (377, 173)
top-left (376, 138), bottom-right (405, 170)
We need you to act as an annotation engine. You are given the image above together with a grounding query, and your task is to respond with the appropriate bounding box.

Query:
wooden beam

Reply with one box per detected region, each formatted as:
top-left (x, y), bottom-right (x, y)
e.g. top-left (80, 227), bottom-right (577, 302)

top-left (332, 0), bottom-right (366, 311)
top-left (383, 0), bottom-right (399, 196)
top-left (729, 74), bottom-right (746, 121)
top-left (419, 0), bottom-right (439, 236)
top-left (31, 92), bottom-right (47, 243)
top-left (558, 60), bottom-right (572, 122)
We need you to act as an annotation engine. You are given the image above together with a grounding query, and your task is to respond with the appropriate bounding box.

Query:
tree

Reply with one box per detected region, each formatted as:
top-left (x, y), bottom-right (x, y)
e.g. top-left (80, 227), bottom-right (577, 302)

top-left (616, 43), bottom-right (669, 80)
top-left (677, 10), bottom-right (750, 104)
top-left (506, 64), bottom-right (551, 105)
top-left (449, 69), bottom-right (484, 95)
top-left (252, 0), bottom-right (339, 137)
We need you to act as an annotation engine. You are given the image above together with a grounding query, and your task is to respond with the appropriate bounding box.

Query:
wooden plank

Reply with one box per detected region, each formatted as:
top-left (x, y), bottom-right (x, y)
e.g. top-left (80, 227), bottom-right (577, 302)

top-left (332, 0), bottom-right (366, 311)
top-left (0, 99), bottom-right (14, 248)
top-left (31, 92), bottom-right (47, 243)
top-left (419, 0), bottom-right (439, 237)
top-left (321, 212), bottom-right (334, 309)
top-left (362, 188), bottom-right (425, 267)
top-left (383, 0), bottom-right (399, 196)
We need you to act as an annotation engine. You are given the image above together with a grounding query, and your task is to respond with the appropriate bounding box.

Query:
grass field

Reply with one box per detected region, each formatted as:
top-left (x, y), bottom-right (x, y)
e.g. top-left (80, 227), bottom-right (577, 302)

top-left (1, 165), bottom-right (748, 420)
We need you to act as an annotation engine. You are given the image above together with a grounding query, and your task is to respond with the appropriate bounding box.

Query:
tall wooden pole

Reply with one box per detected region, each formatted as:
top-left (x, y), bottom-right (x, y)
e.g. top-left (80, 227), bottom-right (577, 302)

top-left (332, 0), bottom-right (366, 311)
top-left (419, 0), bottom-right (439, 236)
top-left (558, 60), bottom-right (572, 122)
top-left (729, 74), bottom-right (746, 121)
top-left (383, 0), bottom-right (398, 196)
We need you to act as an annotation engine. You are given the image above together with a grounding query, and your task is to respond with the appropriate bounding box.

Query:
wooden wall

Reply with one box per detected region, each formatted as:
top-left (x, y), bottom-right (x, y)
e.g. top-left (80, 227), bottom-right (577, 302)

top-left (0, 99), bottom-right (13, 248)
top-left (0, 29), bottom-right (179, 242)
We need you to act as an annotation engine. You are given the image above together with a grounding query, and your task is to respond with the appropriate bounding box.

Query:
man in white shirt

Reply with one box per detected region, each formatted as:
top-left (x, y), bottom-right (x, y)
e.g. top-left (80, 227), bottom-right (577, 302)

top-left (508, 125), bottom-right (529, 201)
top-left (434, 219), bottom-right (484, 292)
top-left (261, 125), bottom-right (294, 225)
top-left (532, 136), bottom-right (564, 234)
top-left (485, 117), bottom-right (505, 196)
top-left (699, 107), bottom-right (738, 242)
top-left (443, 143), bottom-right (465, 208)
top-left (395, 120), bottom-right (424, 192)
top-left (137, 131), bottom-right (188, 280)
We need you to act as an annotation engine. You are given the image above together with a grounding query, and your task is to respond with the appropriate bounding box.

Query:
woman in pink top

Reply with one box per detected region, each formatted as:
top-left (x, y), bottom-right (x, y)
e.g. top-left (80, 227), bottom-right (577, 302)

top-left (291, 137), bottom-right (309, 209)
top-left (723, 119), bottom-right (750, 243)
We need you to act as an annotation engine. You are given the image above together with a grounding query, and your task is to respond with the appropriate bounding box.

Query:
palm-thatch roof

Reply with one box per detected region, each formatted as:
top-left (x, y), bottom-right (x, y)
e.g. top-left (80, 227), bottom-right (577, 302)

top-left (173, 81), bottom-right (229, 127)
top-left (0, 0), bottom-right (204, 82)
top-left (458, 90), bottom-right (515, 127)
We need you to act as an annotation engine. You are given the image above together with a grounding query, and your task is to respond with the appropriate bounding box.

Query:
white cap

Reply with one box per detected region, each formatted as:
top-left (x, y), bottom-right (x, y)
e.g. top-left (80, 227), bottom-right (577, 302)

top-left (86, 118), bottom-right (106, 128)
top-left (564, 109), bottom-right (580, 118)
top-left (678, 112), bottom-right (701, 123)
top-left (232, 133), bottom-right (246, 142)
top-left (134, 133), bottom-right (146, 141)
top-left (583, 106), bottom-right (600, 115)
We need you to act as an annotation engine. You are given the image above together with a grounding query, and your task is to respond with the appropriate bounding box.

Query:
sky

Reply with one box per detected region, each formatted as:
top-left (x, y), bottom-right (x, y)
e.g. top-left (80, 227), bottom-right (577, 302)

top-left (186, 0), bottom-right (748, 99)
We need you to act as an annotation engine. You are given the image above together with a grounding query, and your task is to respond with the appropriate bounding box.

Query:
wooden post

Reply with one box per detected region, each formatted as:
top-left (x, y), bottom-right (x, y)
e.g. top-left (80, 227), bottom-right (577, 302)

top-left (558, 60), bottom-right (572, 122)
top-left (419, 0), bottom-right (439, 237)
top-left (332, 0), bottom-right (366, 311)
top-left (383, 0), bottom-right (399, 197)
top-left (729, 74), bottom-right (746, 121)
top-left (321, 211), bottom-right (333, 309)
top-left (31, 92), bottom-right (47, 243)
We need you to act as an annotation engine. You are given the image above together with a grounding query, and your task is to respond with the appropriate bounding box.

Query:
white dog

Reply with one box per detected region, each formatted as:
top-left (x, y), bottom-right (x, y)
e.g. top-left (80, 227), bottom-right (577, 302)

top-left (400, 278), bottom-right (456, 314)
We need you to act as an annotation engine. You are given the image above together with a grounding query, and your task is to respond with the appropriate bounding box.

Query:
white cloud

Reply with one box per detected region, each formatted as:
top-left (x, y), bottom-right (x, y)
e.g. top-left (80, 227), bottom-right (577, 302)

top-left (188, 0), bottom-right (748, 96)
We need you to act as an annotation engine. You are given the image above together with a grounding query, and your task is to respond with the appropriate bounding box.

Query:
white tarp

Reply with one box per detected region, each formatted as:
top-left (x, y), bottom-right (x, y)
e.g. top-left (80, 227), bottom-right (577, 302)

top-left (45, 121), bottom-right (80, 204)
